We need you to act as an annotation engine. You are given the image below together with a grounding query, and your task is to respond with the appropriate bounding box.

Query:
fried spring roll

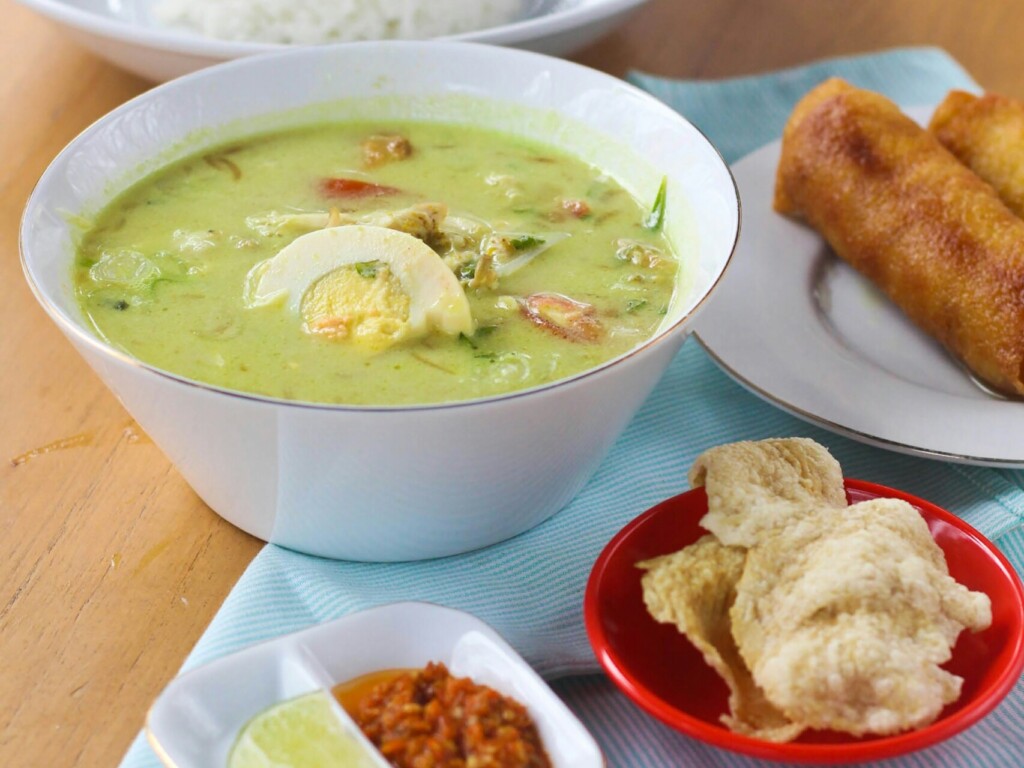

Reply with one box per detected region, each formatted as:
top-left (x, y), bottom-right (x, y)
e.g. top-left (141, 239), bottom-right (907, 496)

top-left (929, 90), bottom-right (1024, 217)
top-left (774, 78), bottom-right (1024, 397)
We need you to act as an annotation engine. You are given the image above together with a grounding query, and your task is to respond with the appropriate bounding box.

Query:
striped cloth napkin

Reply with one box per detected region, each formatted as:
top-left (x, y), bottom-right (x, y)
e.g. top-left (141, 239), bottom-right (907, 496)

top-left (121, 47), bottom-right (1024, 768)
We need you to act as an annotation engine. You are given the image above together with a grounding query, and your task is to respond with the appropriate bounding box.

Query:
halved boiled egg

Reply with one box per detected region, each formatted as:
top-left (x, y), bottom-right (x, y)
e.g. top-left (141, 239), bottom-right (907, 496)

top-left (244, 225), bottom-right (473, 350)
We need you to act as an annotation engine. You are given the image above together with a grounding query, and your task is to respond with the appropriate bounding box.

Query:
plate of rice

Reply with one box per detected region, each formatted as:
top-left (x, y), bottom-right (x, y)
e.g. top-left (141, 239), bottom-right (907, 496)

top-left (16, 0), bottom-right (650, 82)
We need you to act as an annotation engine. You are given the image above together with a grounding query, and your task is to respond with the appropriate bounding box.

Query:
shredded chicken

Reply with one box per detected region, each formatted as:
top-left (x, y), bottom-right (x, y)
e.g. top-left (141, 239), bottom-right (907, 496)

top-left (616, 238), bottom-right (664, 268)
top-left (483, 234), bottom-right (518, 269)
top-left (362, 134), bottom-right (412, 167)
top-left (246, 202), bottom-right (556, 294)
top-left (365, 202), bottom-right (447, 241)
top-left (246, 202), bottom-right (447, 240)
top-left (470, 251), bottom-right (498, 290)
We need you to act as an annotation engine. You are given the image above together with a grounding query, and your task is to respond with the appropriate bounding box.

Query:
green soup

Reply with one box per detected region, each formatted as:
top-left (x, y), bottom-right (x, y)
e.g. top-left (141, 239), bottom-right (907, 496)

top-left (74, 121), bottom-right (677, 405)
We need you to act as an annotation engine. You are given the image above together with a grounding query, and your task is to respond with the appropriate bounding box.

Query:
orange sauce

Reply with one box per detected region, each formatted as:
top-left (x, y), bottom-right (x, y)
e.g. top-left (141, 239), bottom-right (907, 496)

top-left (332, 668), bottom-right (411, 716)
top-left (337, 662), bottom-right (552, 768)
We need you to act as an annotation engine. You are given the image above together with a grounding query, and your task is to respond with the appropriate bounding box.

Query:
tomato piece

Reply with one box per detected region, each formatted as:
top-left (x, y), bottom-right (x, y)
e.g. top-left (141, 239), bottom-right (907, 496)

top-left (520, 292), bottom-right (603, 342)
top-left (319, 177), bottom-right (400, 198)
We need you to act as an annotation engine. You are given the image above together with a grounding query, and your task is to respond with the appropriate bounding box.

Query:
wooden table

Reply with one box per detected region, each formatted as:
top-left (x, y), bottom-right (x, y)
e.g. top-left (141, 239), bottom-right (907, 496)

top-left (3, 1), bottom-right (1022, 764)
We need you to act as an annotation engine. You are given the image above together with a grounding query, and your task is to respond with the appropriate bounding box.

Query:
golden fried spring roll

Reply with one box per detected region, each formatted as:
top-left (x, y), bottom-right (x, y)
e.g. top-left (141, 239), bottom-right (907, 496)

top-left (929, 90), bottom-right (1024, 217)
top-left (774, 78), bottom-right (1024, 397)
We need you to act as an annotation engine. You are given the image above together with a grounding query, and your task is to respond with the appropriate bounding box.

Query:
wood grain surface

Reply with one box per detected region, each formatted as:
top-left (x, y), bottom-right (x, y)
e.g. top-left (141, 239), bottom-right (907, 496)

top-left (2, 0), bottom-right (1022, 765)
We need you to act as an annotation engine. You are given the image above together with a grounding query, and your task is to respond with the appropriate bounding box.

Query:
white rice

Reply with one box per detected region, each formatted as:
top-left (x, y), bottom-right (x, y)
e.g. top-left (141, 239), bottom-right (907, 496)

top-left (153, 0), bottom-right (525, 45)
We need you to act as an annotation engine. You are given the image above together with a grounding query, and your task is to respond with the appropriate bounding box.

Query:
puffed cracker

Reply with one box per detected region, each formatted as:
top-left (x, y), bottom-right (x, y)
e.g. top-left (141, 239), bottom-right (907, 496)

top-left (638, 535), bottom-right (804, 741)
top-left (689, 438), bottom-right (846, 547)
top-left (731, 498), bottom-right (992, 736)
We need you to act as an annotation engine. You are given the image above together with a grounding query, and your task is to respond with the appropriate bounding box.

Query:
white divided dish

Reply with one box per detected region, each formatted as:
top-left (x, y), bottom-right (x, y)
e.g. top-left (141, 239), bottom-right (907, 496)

top-left (695, 105), bottom-right (1024, 466)
top-left (146, 603), bottom-right (603, 768)
top-left (15, 0), bottom-right (650, 82)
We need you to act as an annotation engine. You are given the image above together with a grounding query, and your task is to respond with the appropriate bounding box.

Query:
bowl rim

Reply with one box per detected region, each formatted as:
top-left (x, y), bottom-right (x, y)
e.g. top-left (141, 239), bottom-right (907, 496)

top-left (584, 478), bottom-right (1024, 764)
top-left (20, 39), bottom-right (740, 414)
top-left (15, 0), bottom-right (650, 57)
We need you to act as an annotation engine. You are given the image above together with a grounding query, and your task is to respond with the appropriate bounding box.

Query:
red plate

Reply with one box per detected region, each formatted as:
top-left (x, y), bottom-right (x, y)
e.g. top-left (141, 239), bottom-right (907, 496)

top-left (584, 479), bottom-right (1024, 764)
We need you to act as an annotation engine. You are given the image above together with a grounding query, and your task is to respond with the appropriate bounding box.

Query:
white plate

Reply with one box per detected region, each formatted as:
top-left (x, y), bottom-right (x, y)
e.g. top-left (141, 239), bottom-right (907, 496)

top-left (694, 107), bottom-right (1024, 467)
top-left (16, 0), bottom-right (649, 82)
top-left (147, 602), bottom-right (603, 768)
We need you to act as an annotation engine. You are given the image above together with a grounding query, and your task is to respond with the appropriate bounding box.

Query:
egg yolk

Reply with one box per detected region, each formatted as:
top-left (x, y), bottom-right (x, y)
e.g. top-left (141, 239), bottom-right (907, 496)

top-left (301, 265), bottom-right (411, 351)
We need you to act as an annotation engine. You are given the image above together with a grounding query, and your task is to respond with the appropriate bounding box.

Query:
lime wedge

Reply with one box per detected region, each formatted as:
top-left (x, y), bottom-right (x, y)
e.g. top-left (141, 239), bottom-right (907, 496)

top-left (228, 690), bottom-right (379, 768)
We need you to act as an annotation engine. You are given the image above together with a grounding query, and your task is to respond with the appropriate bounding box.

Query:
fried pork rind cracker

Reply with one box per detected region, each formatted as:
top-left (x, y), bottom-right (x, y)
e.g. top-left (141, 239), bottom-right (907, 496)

top-left (638, 536), bottom-right (805, 741)
top-left (731, 498), bottom-right (992, 736)
top-left (689, 438), bottom-right (846, 547)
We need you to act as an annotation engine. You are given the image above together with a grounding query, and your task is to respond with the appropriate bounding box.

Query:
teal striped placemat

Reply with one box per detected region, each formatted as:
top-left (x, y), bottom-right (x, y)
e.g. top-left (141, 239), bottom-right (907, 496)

top-left (121, 47), bottom-right (1024, 768)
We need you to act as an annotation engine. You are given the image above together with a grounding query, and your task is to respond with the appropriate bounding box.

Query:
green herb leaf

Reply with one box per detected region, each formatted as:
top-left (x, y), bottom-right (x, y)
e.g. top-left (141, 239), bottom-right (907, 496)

top-left (475, 352), bottom-right (499, 361)
top-left (460, 326), bottom-right (498, 351)
top-left (354, 260), bottom-right (380, 279)
top-left (458, 261), bottom-right (478, 281)
top-left (625, 299), bottom-right (648, 314)
top-left (509, 235), bottom-right (544, 252)
top-left (657, 305), bottom-right (669, 316)
top-left (644, 177), bottom-right (667, 231)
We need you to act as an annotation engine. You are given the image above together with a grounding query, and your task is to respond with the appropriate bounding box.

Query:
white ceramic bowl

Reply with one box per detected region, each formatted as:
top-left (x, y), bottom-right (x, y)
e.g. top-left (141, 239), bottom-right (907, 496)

top-left (16, 0), bottom-right (650, 82)
top-left (21, 41), bottom-right (738, 561)
top-left (146, 602), bottom-right (603, 768)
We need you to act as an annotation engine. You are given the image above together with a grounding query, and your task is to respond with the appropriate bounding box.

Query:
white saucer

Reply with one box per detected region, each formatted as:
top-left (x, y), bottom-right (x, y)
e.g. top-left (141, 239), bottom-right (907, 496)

top-left (694, 115), bottom-right (1024, 467)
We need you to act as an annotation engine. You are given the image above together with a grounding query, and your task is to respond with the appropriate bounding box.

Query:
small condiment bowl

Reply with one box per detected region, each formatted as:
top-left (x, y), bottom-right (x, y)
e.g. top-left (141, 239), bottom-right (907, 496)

top-left (20, 41), bottom-right (739, 561)
top-left (584, 480), bottom-right (1024, 764)
top-left (147, 601), bottom-right (603, 768)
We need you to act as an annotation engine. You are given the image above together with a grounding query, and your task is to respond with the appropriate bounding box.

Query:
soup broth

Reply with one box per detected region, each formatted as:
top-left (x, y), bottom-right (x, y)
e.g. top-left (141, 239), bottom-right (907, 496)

top-left (74, 121), bottom-right (678, 405)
